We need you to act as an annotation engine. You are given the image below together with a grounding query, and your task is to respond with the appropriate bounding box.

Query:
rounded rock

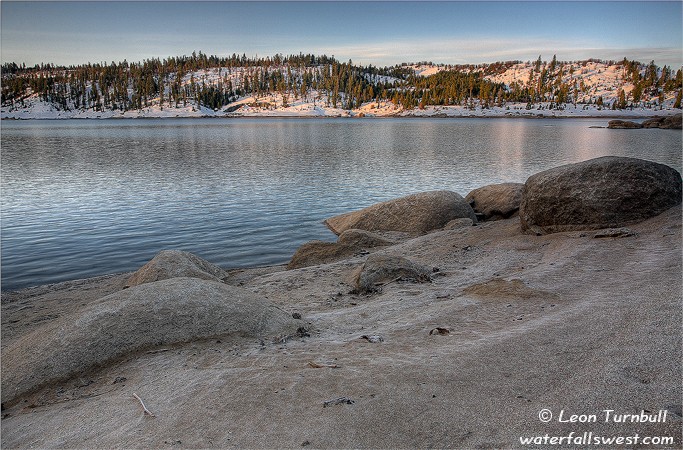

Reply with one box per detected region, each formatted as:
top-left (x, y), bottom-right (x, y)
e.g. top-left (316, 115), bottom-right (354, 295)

top-left (519, 156), bottom-right (682, 234)
top-left (324, 190), bottom-right (477, 235)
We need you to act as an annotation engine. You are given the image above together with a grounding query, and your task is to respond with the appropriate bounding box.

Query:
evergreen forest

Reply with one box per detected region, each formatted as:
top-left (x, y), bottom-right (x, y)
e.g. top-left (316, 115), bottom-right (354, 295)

top-left (2, 52), bottom-right (681, 113)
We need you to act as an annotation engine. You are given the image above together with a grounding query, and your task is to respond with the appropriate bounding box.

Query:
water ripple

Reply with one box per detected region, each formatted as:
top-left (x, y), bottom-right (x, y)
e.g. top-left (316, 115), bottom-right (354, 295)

top-left (1, 118), bottom-right (680, 291)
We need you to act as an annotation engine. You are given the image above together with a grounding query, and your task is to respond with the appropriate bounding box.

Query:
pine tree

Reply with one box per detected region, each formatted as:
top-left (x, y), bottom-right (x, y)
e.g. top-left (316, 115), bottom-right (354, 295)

top-left (159, 77), bottom-right (164, 110)
top-left (617, 89), bottom-right (627, 109)
top-left (631, 82), bottom-right (643, 104)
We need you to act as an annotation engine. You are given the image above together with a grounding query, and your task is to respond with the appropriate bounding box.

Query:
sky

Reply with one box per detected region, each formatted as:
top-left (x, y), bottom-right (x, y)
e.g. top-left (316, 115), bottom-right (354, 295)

top-left (1, 1), bottom-right (682, 68)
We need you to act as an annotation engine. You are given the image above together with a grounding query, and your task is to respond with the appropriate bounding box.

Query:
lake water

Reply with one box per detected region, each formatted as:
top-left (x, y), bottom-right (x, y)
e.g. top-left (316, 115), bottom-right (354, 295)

top-left (2, 117), bottom-right (681, 291)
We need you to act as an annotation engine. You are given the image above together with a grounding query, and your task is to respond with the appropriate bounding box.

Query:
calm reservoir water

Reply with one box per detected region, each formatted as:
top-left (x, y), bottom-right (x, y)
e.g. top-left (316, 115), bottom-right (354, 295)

top-left (2, 118), bottom-right (681, 291)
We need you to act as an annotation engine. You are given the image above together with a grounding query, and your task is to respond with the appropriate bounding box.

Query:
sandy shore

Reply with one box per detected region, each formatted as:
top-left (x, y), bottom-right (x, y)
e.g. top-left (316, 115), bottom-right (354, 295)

top-left (1, 205), bottom-right (681, 448)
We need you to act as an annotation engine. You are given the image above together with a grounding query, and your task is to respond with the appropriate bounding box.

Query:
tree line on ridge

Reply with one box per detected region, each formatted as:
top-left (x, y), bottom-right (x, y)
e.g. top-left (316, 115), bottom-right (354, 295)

top-left (2, 52), bottom-right (681, 112)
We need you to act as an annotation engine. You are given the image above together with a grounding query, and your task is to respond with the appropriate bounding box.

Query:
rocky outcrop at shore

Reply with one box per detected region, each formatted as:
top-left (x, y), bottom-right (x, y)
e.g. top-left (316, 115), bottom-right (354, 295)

top-left (519, 156), bottom-right (682, 234)
top-left (608, 113), bottom-right (682, 129)
top-left (1, 277), bottom-right (301, 405)
top-left (324, 190), bottom-right (477, 235)
top-left (465, 183), bottom-right (524, 221)
top-left (125, 250), bottom-right (229, 287)
top-left (291, 190), bottom-right (478, 269)
top-left (607, 119), bottom-right (642, 129)
top-left (642, 114), bottom-right (683, 129)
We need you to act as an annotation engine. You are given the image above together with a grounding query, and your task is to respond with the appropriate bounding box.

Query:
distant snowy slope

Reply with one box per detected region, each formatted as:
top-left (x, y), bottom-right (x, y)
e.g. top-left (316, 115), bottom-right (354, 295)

top-left (2, 55), bottom-right (680, 119)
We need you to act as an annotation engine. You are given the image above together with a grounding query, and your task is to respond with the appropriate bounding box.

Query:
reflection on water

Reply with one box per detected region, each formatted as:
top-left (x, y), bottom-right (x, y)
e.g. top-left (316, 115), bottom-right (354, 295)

top-left (1, 117), bottom-right (681, 290)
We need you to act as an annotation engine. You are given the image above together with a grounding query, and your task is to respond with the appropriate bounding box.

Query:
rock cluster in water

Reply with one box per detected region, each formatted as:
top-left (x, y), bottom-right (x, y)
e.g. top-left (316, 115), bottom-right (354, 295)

top-left (607, 113), bottom-right (682, 129)
top-left (642, 114), bottom-right (683, 129)
top-left (288, 155), bottom-right (681, 264)
top-left (314, 155), bottom-right (680, 241)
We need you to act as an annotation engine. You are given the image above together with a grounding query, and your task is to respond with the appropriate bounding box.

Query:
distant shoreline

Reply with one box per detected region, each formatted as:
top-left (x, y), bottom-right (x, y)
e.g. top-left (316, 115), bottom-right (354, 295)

top-left (3, 99), bottom-right (680, 121)
top-left (2, 112), bottom-right (680, 121)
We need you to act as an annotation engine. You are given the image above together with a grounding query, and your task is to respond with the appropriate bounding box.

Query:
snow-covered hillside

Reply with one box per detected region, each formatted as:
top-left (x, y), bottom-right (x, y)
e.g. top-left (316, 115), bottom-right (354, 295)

top-left (4, 94), bottom-right (675, 120)
top-left (485, 61), bottom-right (641, 105)
top-left (2, 56), bottom-right (680, 119)
top-left (415, 59), bottom-right (680, 108)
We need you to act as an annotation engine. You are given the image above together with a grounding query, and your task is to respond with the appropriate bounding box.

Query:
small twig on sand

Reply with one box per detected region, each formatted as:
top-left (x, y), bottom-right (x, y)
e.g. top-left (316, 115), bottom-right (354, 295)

top-left (308, 361), bottom-right (340, 369)
top-left (323, 397), bottom-right (355, 407)
top-left (132, 393), bottom-right (156, 417)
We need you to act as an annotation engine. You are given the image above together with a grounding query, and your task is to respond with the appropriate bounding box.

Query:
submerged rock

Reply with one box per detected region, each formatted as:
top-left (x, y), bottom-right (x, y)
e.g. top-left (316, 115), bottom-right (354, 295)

top-left (519, 156), bottom-right (682, 234)
top-left (465, 183), bottom-right (524, 220)
top-left (324, 190), bottom-right (476, 235)
top-left (354, 254), bottom-right (432, 293)
top-left (1, 277), bottom-right (300, 405)
top-left (125, 250), bottom-right (229, 287)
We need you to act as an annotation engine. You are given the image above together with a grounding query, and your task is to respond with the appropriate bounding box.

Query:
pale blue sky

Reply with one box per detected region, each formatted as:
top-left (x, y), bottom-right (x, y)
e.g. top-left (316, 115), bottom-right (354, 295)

top-left (2, 1), bottom-right (682, 67)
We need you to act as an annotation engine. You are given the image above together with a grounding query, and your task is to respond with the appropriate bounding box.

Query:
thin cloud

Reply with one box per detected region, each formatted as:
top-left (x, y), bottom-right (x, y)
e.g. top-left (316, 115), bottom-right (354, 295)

top-left (319, 38), bottom-right (683, 68)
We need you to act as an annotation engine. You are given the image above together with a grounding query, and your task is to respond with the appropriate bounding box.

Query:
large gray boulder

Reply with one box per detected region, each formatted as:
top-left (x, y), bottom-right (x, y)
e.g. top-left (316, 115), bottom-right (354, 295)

top-left (519, 156), bottom-right (682, 234)
top-left (125, 250), bottom-right (229, 287)
top-left (465, 183), bottom-right (524, 220)
top-left (324, 191), bottom-right (476, 235)
top-left (1, 277), bottom-right (300, 405)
